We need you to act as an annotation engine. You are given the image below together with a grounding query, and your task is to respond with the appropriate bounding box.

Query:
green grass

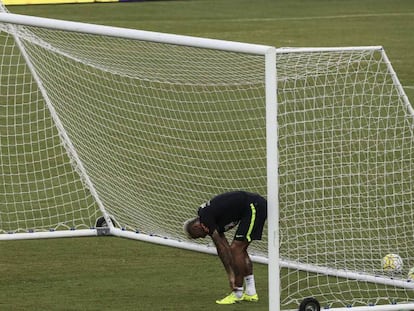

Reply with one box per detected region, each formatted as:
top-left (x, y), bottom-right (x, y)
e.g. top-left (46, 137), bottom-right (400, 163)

top-left (0, 237), bottom-right (268, 311)
top-left (1, 0), bottom-right (414, 310)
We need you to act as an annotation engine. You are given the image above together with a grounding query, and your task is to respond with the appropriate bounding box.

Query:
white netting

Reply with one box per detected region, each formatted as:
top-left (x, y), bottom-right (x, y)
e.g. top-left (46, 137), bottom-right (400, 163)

top-left (277, 48), bottom-right (414, 308)
top-left (0, 21), bottom-right (268, 240)
top-left (0, 14), bottom-right (414, 310)
top-left (0, 27), bottom-right (100, 232)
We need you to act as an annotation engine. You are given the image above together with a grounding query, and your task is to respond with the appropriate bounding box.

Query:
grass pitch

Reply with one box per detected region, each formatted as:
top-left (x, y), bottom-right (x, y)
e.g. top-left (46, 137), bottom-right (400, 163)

top-left (2, 0), bottom-right (414, 310)
top-left (0, 237), bottom-right (268, 310)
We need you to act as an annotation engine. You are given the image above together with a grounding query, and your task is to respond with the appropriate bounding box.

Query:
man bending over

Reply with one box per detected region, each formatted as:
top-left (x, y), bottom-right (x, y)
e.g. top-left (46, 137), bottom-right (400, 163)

top-left (183, 191), bottom-right (267, 304)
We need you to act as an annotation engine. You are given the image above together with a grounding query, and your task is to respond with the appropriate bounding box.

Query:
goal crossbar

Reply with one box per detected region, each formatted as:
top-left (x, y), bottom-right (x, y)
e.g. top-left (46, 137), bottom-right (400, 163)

top-left (0, 12), bottom-right (273, 54)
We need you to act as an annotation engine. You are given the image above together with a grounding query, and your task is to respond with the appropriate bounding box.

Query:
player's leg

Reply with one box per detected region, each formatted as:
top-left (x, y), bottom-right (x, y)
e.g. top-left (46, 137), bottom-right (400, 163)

top-left (233, 199), bottom-right (267, 302)
top-left (217, 196), bottom-right (267, 304)
top-left (230, 240), bottom-right (250, 284)
top-left (215, 240), bottom-right (248, 305)
top-left (240, 246), bottom-right (257, 298)
top-left (230, 239), bottom-right (259, 302)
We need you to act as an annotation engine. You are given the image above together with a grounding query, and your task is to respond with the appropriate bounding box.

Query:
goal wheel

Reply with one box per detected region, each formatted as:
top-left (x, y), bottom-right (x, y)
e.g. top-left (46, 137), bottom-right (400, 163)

top-left (95, 216), bottom-right (116, 228)
top-left (299, 297), bottom-right (320, 311)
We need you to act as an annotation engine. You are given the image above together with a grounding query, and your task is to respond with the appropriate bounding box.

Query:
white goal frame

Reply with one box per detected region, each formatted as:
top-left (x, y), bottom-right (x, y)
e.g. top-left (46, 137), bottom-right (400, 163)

top-left (0, 12), bottom-right (413, 311)
top-left (0, 11), bottom-right (280, 310)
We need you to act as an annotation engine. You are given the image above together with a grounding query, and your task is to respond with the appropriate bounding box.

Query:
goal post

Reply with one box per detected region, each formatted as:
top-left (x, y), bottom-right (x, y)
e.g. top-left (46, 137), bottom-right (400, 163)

top-left (0, 8), bottom-right (414, 311)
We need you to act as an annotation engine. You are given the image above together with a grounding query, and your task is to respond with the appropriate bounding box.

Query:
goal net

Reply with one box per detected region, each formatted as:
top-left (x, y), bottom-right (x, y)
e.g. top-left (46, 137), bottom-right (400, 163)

top-left (0, 8), bottom-right (413, 311)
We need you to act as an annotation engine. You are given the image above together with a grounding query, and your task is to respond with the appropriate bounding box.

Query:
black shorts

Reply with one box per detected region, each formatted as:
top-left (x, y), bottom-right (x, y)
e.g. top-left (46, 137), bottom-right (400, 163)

top-left (234, 195), bottom-right (267, 242)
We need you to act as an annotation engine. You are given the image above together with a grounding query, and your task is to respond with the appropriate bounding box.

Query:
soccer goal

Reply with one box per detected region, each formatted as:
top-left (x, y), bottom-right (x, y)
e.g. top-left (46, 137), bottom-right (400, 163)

top-left (0, 5), bottom-right (414, 311)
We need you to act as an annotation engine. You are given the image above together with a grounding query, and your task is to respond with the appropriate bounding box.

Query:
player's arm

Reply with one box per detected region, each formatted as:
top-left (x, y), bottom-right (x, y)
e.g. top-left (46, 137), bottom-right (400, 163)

top-left (210, 230), bottom-right (236, 290)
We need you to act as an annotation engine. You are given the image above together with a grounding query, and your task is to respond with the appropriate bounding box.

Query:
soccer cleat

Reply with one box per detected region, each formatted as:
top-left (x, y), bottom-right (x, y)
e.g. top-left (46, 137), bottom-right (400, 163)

top-left (215, 292), bottom-right (243, 304)
top-left (242, 293), bottom-right (259, 302)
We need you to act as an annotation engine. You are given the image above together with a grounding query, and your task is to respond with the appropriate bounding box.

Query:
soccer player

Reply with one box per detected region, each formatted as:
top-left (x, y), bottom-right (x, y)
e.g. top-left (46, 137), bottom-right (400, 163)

top-left (183, 191), bottom-right (267, 304)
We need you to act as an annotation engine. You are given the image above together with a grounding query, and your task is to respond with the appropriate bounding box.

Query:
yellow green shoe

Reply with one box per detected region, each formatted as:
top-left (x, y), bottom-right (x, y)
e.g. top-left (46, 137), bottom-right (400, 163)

top-left (215, 292), bottom-right (243, 304)
top-left (242, 293), bottom-right (259, 302)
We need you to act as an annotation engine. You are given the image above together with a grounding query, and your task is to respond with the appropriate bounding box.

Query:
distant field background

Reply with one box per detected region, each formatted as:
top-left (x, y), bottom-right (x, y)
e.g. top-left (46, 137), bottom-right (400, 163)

top-left (1, 0), bottom-right (413, 310)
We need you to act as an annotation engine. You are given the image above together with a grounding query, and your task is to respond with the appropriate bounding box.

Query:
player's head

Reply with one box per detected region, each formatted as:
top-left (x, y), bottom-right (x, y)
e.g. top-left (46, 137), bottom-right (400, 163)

top-left (183, 217), bottom-right (208, 239)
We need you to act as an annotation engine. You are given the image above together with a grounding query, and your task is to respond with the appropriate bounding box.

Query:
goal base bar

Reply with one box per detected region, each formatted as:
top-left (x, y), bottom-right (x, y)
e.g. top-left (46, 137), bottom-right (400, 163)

top-left (3, 227), bottom-right (412, 291)
top-left (287, 302), bottom-right (414, 311)
top-left (0, 227), bottom-right (268, 264)
top-left (0, 229), bottom-right (97, 240)
top-left (110, 229), bottom-right (414, 289)
top-left (111, 228), bottom-right (269, 264)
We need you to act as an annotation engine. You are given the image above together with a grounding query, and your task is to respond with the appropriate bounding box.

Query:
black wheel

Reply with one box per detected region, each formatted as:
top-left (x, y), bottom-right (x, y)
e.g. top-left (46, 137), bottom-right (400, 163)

top-left (95, 216), bottom-right (116, 228)
top-left (299, 297), bottom-right (320, 311)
